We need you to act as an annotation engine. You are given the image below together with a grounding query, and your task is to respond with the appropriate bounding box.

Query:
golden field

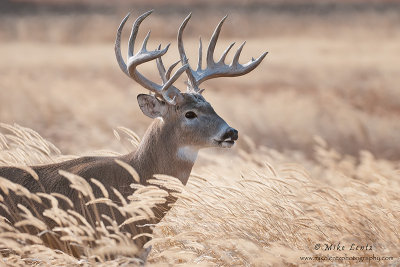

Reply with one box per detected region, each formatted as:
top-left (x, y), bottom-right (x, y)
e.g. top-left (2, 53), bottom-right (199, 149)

top-left (0, 1), bottom-right (399, 266)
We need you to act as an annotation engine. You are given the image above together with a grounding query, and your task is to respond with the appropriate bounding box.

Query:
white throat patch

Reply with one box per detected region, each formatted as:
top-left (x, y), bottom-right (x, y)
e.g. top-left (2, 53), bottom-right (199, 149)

top-left (177, 146), bottom-right (199, 163)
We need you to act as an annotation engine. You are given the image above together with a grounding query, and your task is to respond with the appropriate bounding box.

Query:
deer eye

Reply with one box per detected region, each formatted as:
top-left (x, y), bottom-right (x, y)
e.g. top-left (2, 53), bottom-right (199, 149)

top-left (185, 111), bottom-right (197, 119)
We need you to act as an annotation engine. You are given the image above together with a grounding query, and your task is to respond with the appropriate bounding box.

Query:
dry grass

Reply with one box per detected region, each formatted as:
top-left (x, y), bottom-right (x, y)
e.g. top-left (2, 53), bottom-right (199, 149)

top-left (0, 2), bottom-right (400, 266)
top-left (0, 124), bottom-right (399, 266)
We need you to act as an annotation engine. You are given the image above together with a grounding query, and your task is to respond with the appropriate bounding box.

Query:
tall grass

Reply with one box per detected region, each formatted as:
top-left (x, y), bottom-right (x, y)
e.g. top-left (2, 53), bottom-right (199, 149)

top-left (0, 4), bottom-right (399, 266)
top-left (0, 124), bottom-right (183, 266)
top-left (0, 124), bottom-right (399, 266)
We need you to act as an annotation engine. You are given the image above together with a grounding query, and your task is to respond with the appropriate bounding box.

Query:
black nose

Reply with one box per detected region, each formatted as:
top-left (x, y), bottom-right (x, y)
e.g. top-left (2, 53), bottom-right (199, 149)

top-left (222, 127), bottom-right (239, 141)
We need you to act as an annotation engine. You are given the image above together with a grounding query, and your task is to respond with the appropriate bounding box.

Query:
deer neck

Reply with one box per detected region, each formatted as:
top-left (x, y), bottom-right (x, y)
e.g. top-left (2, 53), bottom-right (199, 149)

top-left (128, 118), bottom-right (198, 186)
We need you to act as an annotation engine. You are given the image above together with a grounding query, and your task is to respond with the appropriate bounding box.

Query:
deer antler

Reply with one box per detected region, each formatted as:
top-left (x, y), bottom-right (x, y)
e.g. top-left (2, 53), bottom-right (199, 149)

top-left (177, 13), bottom-right (268, 92)
top-left (115, 10), bottom-right (188, 105)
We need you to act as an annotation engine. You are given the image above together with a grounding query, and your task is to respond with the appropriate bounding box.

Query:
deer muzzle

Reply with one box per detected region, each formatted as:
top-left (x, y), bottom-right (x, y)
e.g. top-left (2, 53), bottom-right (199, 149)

top-left (215, 127), bottom-right (239, 148)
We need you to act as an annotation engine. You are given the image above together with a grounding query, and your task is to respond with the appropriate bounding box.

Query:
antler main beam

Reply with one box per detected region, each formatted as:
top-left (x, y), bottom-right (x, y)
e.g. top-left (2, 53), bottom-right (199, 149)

top-left (115, 10), bottom-right (188, 105)
top-left (116, 11), bottom-right (267, 100)
top-left (177, 13), bottom-right (268, 92)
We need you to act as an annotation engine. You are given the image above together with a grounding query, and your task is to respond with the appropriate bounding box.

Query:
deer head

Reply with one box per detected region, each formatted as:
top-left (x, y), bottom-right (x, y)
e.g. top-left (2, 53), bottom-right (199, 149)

top-left (115, 10), bottom-right (267, 156)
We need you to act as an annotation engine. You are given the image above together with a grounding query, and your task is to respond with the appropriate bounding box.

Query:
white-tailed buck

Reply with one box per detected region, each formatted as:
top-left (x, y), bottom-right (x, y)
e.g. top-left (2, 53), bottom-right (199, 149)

top-left (0, 10), bottom-right (266, 257)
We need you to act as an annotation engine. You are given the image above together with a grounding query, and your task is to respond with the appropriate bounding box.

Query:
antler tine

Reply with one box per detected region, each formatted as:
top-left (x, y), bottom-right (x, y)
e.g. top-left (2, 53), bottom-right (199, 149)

top-left (166, 60), bottom-right (180, 80)
top-left (141, 30), bottom-right (151, 52)
top-left (160, 64), bottom-right (189, 104)
top-left (232, 41), bottom-right (246, 67)
top-left (177, 13), bottom-right (199, 91)
top-left (128, 10), bottom-right (152, 57)
top-left (218, 42), bottom-right (235, 65)
top-left (197, 37), bottom-right (202, 71)
top-left (177, 13), bottom-right (191, 64)
top-left (115, 12), bottom-right (131, 77)
top-left (115, 11), bottom-right (187, 105)
top-left (156, 45), bottom-right (167, 83)
top-left (206, 15), bottom-right (227, 68)
top-left (156, 46), bottom-right (180, 83)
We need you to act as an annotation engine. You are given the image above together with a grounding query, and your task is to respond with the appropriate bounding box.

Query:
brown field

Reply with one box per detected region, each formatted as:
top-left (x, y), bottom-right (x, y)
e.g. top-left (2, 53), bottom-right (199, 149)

top-left (0, 1), bottom-right (399, 266)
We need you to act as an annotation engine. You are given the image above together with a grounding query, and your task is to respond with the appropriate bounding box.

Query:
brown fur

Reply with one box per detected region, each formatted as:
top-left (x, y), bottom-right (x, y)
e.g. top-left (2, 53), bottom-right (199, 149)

top-left (0, 92), bottom-right (234, 254)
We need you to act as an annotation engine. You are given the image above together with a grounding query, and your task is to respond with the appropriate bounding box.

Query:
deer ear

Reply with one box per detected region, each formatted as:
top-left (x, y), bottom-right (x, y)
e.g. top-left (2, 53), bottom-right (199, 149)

top-left (137, 94), bottom-right (168, 118)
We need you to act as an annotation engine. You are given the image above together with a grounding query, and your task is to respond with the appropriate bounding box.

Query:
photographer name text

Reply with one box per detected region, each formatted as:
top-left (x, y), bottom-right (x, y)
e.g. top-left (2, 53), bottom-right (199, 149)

top-left (315, 243), bottom-right (372, 251)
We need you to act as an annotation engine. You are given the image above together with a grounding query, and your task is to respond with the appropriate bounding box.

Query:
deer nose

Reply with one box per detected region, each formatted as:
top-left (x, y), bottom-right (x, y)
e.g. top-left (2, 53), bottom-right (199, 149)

top-left (222, 127), bottom-right (239, 141)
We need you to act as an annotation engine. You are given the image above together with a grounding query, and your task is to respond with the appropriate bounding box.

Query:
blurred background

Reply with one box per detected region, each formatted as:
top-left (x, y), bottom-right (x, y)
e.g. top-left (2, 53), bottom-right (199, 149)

top-left (0, 0), bottom-right (399, 160)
